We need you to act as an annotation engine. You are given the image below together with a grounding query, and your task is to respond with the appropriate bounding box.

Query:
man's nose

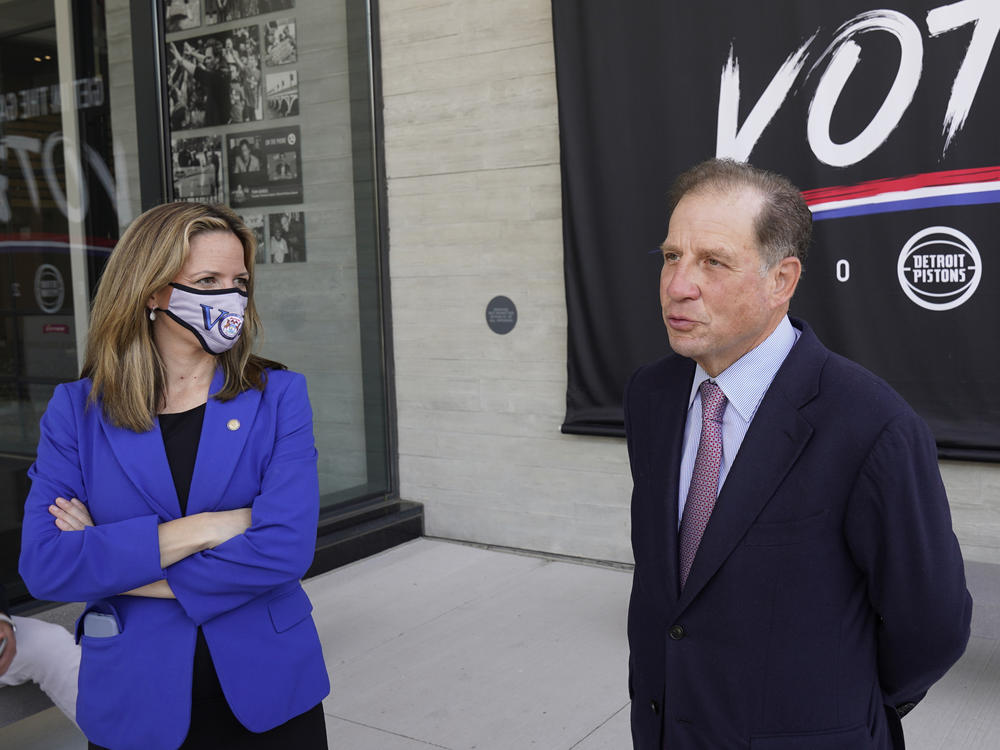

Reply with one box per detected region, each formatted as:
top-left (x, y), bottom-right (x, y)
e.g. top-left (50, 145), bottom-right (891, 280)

top-left (663, 262), bottom-right (699, 301)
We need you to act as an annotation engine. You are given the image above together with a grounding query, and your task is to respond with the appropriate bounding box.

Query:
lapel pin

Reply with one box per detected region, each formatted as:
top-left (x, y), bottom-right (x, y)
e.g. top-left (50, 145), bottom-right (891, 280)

top-left (227, 419), bottom-right (241, 432)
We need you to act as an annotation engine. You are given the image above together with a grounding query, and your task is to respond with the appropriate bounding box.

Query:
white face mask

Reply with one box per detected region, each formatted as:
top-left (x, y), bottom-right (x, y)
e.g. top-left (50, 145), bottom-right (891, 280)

top-left (159, 283), bottom-right (249, 355)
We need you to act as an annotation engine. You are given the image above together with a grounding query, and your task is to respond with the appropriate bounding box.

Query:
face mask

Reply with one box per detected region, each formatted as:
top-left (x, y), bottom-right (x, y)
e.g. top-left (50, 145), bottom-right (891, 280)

top-left (159, 283), bottom-right (249, 355)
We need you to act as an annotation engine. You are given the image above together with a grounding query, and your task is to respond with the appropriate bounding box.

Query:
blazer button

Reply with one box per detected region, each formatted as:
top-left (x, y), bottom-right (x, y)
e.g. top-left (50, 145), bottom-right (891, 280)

top-left (669, 624), bottom-right (686, 640)
top-left (650, 699), bottom-right (661, 715)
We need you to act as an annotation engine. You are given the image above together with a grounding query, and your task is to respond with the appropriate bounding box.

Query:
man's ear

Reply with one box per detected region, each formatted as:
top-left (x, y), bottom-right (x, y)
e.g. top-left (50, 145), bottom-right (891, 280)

top-left (771, 256), bottom-right (802, 306)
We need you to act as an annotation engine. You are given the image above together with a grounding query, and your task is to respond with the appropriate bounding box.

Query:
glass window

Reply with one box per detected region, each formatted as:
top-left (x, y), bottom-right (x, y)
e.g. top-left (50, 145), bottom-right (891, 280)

top-left (0, 0), bottom-right (141, 595)
top-left (163, 0), bottom-right (391, 510)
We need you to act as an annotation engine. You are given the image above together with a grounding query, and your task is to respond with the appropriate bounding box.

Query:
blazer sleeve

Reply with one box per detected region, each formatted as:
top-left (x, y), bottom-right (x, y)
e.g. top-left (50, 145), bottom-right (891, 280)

top-left (19, 385), bottom-right (165, 603)
top-left (844, 411), bottom-right (972, 709)
top-left (164, 372), bottom-right (319, 625)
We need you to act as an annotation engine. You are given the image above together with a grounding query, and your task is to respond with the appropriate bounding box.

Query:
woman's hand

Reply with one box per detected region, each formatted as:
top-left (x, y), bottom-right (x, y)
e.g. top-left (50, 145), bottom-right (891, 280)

top-left (48, 497), bottom-right (94, 531)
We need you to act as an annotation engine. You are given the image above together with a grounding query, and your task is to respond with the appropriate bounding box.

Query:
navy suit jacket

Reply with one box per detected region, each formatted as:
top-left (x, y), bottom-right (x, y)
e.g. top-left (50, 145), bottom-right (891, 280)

top-left (625, 319), bottom-right (971, 750)
top-left (19, 369), bottom-right (330, 750)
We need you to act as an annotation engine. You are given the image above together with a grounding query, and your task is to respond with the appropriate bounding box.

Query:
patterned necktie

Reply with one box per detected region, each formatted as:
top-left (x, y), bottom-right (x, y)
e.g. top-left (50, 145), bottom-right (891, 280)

top-left (679, 380), bottom-right (728, 589)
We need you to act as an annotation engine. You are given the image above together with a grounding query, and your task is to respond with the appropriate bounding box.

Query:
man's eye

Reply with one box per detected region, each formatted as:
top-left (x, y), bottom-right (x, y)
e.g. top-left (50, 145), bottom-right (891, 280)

top-left (663, 252), bottom-right (679, 262)
top-left (706, 258), bottom-right (722, 267)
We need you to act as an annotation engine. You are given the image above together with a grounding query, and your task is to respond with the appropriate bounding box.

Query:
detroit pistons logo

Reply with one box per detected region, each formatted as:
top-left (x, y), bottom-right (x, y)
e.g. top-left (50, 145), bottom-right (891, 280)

top-left (201, 304), bottom-right (245, 339)
top-left (897, 226), bottom-right (982, 311)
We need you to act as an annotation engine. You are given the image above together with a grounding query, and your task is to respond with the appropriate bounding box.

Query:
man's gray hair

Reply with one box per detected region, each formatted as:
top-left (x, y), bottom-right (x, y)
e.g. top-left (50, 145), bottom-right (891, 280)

top-left (667, 158), bottom-right (812, 269)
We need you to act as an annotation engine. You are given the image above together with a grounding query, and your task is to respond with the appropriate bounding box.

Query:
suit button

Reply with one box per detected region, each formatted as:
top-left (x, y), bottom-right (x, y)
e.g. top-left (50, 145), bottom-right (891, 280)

top-left (669, 625), bottom-right (686, 640)
top-left (650, 699), bottom-right (660, 715)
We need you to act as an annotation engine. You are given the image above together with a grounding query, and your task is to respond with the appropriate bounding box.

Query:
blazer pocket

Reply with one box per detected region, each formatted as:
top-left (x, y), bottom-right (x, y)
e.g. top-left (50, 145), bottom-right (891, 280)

top-left (268, 586), bottom-right (314, 633)
top-left (74, 602), bottom-right (124, 644)
top-left (750, 723), bottom-right (873, 749)
top-left (743, 509), bottom-right (829, 547)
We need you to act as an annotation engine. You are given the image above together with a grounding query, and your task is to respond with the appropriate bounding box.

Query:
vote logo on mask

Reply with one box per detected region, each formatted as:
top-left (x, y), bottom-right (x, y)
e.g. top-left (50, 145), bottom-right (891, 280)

top-left (203, 306), bottom-right (245, 340)
top-left (160, 283), bottom-right (249, 355)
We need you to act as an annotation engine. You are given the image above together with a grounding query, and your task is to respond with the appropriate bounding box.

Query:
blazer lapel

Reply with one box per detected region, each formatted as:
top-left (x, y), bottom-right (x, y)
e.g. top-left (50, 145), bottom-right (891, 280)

top-left (100, 417), bottom-right (181, 520)
top-left (675, 322), bottom-right (826, 612)
top-left (186, 369), bottom-right (261, 514)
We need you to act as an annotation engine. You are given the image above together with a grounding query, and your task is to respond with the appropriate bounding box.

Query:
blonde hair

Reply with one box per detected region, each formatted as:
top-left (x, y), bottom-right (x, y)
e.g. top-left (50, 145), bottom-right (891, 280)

top-left (82, 202), bottom-right (284, 431)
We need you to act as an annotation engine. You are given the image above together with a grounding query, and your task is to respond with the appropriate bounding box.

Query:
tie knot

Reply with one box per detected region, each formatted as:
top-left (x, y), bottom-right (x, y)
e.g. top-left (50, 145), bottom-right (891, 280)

top-left (700, 380), bottom-right (727, 423)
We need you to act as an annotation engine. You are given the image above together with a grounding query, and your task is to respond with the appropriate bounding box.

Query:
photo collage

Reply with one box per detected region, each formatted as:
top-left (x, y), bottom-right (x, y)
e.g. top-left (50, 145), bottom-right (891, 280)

top-left (166, 0), bottom-right (306, 264)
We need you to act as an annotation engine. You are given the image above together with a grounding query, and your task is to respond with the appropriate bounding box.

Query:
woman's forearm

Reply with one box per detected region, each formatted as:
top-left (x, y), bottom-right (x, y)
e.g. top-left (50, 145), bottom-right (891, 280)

top-left (123, 579), bottom-right (175, 598)
top-left (47, 498), bottom-right (252, 571)
top-left (157, 509), bottom-right (253, 568)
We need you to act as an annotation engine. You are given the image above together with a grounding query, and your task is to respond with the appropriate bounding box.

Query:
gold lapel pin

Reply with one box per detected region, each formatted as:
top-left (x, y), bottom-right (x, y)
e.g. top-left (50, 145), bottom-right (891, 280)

top-left (227, 419), bottom-right (241, 432)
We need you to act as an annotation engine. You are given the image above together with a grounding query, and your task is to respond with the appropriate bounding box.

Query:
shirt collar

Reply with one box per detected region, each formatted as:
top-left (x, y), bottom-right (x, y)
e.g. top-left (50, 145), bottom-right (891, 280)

top-left (687, 316), bottom-right (799, 422)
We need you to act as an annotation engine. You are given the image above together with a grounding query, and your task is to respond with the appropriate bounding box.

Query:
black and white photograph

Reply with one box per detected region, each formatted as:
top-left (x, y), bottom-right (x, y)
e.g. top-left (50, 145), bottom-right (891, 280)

top-left (239, 213), bottom-right (268, 264)
top-left (232, 136), bottom-right (264, 175)
top-left (267, 211), bottom-right (306, 264)
top-left (171, 134), bottom-right (224, 204)
top-left (165, 0), bottom-right (201, 31)
top-left (265, 71), bottom-right (298, 118)
top-left (227, 125), bottom-right (303, 207)
top-left (206, 0), bottom-right (295, 25)
top-left (266, 149), bottom-right (298, 180)
top-left (167, 25), bottom-right (263, 130)
top-left (263, 18), bottom-right (297, 66)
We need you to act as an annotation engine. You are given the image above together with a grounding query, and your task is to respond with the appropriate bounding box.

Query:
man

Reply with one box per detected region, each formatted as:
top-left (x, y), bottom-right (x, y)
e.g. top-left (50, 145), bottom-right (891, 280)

top-left (170, 40), bottom-right (231, 127)
top-left (0, 582), bottom-right (81, 723)
top-left (234, 139), bottom-right (261, 173)
top-left (625, 158), bottom-right (972, 749)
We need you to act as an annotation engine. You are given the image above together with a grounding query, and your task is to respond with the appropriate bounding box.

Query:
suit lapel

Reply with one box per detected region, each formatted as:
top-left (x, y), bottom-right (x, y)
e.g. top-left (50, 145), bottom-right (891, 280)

top-left (643, 360), bottom-right (694, 609)
top-left (186, 368), bottom-right (261, 514)
top-left (100, 415), bottom-right (180, 520)
top-left (675, 321), bottom-right (826, 613)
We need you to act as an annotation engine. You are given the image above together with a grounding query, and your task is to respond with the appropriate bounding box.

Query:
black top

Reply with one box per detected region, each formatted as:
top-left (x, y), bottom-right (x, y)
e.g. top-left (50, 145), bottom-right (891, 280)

top-left (158, 404), bottom-right (219, 702)
top-left (158, 404), bottom-right (206, 516)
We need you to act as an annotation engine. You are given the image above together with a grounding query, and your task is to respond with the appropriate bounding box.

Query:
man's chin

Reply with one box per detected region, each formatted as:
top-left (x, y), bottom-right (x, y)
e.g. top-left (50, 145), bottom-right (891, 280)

top-left (666, 333), bottom-right (699, 359)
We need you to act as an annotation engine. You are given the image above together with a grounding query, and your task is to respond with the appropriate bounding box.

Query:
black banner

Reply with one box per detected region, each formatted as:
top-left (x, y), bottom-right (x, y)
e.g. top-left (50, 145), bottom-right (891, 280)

top-left (553, 1), bottom-right (1000, 459)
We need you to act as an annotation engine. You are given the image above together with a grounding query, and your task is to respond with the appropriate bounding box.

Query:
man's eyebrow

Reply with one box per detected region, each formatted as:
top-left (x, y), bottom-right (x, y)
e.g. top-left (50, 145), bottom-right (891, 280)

top-left (692, 244), bottom-right (738, 261)
top-left (658, 243), bottom-right (736, 260)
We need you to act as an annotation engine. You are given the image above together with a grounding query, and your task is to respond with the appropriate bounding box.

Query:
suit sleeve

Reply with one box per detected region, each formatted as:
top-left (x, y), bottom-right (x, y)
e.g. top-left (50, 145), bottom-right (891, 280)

top-left (844, 412), bottom-right (972, 709)
top-left (165, 373), bottom-right (319, 625)
top-left (18, 385), bottom-right (165, 602)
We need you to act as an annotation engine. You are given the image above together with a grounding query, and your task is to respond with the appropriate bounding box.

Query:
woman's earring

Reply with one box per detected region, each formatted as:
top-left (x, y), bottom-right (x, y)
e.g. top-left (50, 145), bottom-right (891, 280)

top-left (148, 309), bottom-right (156, 322)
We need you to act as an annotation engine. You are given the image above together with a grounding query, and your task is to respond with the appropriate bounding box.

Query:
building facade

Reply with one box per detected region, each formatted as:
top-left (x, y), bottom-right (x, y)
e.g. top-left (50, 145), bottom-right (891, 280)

top-left (2, 0), bottom-right (997, 608)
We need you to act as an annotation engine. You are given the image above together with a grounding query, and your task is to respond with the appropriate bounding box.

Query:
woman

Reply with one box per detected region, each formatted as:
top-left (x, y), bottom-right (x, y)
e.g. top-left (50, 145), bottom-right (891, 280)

top-left (18, 203), bottom-right (329, 749)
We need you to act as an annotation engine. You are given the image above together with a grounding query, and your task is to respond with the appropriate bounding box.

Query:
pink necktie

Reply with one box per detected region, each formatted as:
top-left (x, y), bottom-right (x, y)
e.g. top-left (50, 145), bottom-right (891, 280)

top-left (679, 381), bottom-right (728, 589)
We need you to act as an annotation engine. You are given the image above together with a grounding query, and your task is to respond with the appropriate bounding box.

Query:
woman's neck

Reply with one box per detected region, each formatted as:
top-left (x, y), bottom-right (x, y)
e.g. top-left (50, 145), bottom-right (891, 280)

top-left (156, 339), bottom-right (217, 414)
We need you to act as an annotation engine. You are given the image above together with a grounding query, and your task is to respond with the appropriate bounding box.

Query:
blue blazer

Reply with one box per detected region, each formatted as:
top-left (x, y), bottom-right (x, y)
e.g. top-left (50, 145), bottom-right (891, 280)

top-left (19, 368), bottom-right (330, 750)
top-left (625, 320), bottom-right (971, 750)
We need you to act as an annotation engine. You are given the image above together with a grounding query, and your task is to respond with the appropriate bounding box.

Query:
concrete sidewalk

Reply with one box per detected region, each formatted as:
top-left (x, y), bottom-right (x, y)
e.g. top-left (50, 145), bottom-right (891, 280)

top-left (2, 537), bottom-right (998, 748)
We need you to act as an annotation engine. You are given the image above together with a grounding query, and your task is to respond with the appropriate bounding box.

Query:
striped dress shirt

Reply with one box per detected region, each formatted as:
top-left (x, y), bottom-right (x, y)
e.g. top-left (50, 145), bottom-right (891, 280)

top-left (677, 316), bottom-right (801, 527)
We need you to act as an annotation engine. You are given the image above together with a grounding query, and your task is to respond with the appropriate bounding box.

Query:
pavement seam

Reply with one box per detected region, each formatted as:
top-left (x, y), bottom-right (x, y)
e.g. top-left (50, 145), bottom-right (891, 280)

top-left (566, 701), bottom-right (630, 749)
top-left (327, 713), bottom-right (454, 749)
